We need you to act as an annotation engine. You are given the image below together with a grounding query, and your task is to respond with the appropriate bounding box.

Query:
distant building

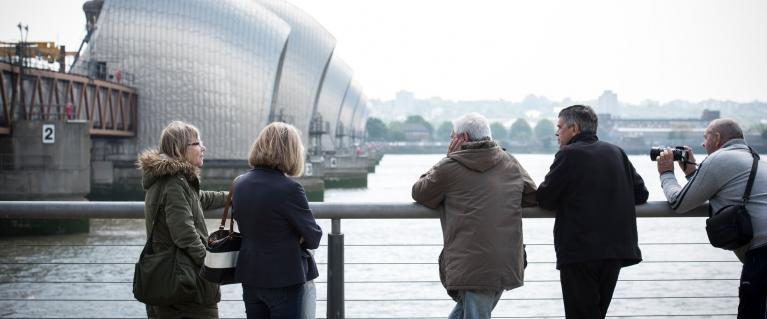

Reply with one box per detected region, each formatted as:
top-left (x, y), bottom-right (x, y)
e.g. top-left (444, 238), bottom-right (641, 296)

top-left (402, 123), bottom-right (431, 141)
top-left (396, 90), bottom-right (416, 110)
top-left (599, 109), bottom-right (719, 153)
top-left (597, 90), bottom-right (619, 115)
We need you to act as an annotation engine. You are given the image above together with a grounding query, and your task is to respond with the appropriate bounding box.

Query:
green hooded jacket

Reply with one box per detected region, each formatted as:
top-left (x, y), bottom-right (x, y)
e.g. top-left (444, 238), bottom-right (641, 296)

top-left (137, 149), bottom-right (228, 306)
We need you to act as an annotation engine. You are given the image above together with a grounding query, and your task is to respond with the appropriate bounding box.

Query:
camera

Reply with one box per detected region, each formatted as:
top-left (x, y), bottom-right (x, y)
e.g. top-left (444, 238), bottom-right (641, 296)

top-left (650, 146), bottom-right (687, 162)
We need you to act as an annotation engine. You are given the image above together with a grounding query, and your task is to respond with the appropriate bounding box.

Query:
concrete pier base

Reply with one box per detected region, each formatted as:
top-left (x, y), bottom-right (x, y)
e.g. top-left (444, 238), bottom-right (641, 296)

top-left (0, 120), bottom-right (91, 235)
top-left (88, 159), bottom-right (327, 202)
top-left (0, 120), bottom-right (91, 200)
top-left (324, 155), bottom-right (370, 189)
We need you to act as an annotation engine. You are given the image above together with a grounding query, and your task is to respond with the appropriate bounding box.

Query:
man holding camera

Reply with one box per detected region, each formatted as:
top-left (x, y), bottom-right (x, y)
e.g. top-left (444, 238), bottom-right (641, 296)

top-left (656, 118), bottom-right (767, 318)
top-left (537, 105), bottom-right (648, 319)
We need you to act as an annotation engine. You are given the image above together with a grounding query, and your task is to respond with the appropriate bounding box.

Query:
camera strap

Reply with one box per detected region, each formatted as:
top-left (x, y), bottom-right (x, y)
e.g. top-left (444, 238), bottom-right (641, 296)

top-left (742, 146), bottom-right (759, 205)
top-left (707, 146), bottom-right (759, 219)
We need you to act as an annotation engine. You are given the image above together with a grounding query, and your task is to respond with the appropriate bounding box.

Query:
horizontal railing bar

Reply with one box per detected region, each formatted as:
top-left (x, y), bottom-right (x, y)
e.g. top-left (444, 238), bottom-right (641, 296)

top-left (0, 201), bottom-right (708, 219)
top-left (0, 317), bottom-right (734, 319)
top-left (604, 316), bottom-right (736, 318)
top-left (328, 261), bottom-right (739, 265)
top-left (0, 281), bottom-right (134, 284)
top-left (3, 243), bottom-right (569, 248)
top-left (11, 244), bottom-right (145, 247)
top-left (340, 297), bottom-right (739, 301)
top-left (320, 278), bottom-right (740, 283)
top-left (0, 296), bottom-right (737, 302)
top-left (0, 262), bottom-right (134, 265)
top-left (0, 318), bottom-right (293, 319)
top-left (0, 260), bottom-right (739, 265)
top-left (324, 317), bottom-right (737, 319)
top-left (0, 278), bottom-right (740, 284)
top-left (326, 317), bottom-right (736, 319)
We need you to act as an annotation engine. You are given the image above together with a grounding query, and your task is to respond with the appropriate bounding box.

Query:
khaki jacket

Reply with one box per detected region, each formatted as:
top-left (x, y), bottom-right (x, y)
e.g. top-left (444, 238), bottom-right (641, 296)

top-left (137, 150), bottom-right (228, 306)
top-left (412, 140), bottom-right (536, 294)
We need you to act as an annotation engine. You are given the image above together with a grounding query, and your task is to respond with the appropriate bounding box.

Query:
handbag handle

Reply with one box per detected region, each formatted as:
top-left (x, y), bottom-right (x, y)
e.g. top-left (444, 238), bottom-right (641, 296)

top-left (219, 180), bottom-right (236, 232)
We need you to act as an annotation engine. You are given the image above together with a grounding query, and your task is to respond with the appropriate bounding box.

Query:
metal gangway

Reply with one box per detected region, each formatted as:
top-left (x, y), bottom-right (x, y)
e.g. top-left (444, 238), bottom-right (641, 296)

top-left (0, 61), bottom-right (137, 137)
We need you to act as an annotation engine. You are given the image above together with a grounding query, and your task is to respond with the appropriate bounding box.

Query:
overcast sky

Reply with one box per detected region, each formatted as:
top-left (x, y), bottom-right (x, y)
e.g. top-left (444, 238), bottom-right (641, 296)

top-left (2, 0), bottom-right (766, 104)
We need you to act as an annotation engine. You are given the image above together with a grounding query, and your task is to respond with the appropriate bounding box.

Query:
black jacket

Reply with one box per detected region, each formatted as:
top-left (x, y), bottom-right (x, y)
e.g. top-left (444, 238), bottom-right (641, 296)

top-left (233, 167), bottom-right (323, 288)
top-left (536, 133), bottom-right (648, 269)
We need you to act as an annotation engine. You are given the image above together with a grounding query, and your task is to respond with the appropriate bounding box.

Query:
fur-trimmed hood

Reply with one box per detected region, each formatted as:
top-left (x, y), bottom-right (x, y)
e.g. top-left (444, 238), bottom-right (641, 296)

top-left (137, 149), bottom-right (200, 190)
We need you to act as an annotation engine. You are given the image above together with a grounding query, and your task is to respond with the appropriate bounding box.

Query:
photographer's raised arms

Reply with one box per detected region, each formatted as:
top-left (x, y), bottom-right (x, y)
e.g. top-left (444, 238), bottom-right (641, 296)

top-left (655, 118), bottom-right (767, 318)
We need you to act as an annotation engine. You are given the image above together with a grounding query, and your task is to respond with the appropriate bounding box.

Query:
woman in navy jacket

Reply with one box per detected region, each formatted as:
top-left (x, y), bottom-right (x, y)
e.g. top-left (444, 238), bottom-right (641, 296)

top-left (233, 122), bottom-right (323, 319)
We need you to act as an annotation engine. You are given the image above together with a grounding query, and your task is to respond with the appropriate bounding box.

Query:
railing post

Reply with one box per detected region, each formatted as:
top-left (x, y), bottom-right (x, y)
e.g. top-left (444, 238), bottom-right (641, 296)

top-left (327, 218), bottom-right (344, 319)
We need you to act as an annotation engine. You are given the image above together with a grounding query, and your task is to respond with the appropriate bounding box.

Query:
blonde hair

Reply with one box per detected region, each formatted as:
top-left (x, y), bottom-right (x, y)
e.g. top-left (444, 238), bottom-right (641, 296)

top-left (159, 121), bottom-right (200, 160)
top-left (248, 122), bottom-right (305, 176)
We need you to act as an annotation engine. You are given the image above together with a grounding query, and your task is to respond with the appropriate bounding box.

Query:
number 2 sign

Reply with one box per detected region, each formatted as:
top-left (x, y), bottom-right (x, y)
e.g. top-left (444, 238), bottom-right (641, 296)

top-left (42, 124), bottom-right (55, 144)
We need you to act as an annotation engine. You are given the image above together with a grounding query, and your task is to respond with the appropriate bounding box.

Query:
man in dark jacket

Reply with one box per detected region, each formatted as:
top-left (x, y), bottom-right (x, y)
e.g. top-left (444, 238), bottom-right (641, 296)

top-left (537, 105), bottom-right (648, 319)
top-left (413, 112), bottom-right (537, 319)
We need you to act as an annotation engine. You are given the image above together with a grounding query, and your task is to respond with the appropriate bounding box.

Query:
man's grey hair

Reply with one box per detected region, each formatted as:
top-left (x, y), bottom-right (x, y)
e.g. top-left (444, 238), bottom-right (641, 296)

top-left (453, 112), bottom-right (492, 141)
top-left (558, 105), bottom-right (598, 134)
top-left (710, 118), bottom-right (744, 142)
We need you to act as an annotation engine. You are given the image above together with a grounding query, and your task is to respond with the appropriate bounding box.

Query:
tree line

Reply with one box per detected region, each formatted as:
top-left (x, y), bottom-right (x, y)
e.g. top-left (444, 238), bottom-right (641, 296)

top-left (366, 115), bottom-right (557, 149)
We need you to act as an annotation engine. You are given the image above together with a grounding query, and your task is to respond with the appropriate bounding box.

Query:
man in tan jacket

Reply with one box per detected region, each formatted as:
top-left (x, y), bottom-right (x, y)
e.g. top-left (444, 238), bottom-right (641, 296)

top-left (412, 112), bottom-right (537, 319)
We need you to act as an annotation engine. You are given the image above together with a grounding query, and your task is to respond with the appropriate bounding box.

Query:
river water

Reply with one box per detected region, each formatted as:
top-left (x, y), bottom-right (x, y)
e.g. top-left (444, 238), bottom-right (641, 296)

top-left (0, 154), bottom-right (742, 318)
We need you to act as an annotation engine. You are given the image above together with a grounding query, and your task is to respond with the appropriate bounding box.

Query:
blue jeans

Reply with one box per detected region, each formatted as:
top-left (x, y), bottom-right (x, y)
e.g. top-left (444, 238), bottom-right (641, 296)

top-left (242, 283), bottom-right (304, 319)
top-left (447, 290), bottom-right (503, 319)
top-left (302, 281), bottom-right (316, 319)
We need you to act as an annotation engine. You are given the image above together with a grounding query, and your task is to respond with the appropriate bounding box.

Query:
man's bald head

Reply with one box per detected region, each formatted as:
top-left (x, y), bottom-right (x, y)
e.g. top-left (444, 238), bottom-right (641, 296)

top-left (702, 118), bottom-right (743, 154)
top-left (709, 119), bottom-right (743, 142)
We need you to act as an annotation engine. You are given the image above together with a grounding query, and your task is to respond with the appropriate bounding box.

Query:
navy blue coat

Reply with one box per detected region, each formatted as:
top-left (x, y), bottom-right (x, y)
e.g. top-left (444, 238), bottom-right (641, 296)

top-left (232, 167), bottom-right (323, 288)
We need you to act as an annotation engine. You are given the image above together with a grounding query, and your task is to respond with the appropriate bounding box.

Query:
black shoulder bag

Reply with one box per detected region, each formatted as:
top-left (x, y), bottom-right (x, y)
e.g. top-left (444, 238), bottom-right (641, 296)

top-left (705, 147), bottom-right (759, 250)
top-left (133, 203), bottom-right (198, 305)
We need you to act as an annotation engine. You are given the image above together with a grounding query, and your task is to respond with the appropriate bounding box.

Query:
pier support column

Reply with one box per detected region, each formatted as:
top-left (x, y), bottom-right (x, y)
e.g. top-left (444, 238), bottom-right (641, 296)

top-left (0, 120), bottom-right (91, 200)
top-left (327, 218), bottom-right (344, 319)
top-left (0, 120), bottom-right (91, 235)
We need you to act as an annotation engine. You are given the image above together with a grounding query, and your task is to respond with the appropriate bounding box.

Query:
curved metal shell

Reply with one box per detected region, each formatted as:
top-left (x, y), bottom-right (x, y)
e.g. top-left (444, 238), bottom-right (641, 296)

top-left (256, 0), bottom-right (337, 149)
top-left (350, 94), bottom-right (368, 143)
top-left (74, 0), bottom-right (290, 159)
top-left (315, 54), bottom-right (352, 152)
top-left (336, 79), bottom-right (362, 149)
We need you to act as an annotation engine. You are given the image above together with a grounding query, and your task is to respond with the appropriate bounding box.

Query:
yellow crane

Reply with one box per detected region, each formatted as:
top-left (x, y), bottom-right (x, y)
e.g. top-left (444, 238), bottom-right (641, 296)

top-left (0, 41), bottom-right (77, 63)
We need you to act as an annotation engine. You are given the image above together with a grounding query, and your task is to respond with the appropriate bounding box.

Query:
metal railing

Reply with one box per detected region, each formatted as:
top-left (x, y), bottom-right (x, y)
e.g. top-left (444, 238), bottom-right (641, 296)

top-left (0, 201), bottom-right (709, 219)
top-left (0, 201), bottom-right (736, 319)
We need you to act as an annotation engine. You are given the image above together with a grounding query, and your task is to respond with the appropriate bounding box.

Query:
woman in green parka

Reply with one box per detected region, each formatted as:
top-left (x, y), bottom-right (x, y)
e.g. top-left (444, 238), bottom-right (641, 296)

top-left (137, 121), bottom-right (228, 318)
